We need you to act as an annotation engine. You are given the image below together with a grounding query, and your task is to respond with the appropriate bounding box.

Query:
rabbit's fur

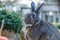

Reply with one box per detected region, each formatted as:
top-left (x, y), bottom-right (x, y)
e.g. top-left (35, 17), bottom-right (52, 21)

top-left (24, 2), bottom-right (60, 40)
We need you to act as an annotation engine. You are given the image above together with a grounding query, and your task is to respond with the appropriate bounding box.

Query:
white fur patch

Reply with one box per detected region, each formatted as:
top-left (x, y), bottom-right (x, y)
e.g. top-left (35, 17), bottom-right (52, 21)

top-left (25, 24), bottom-right (33, 27)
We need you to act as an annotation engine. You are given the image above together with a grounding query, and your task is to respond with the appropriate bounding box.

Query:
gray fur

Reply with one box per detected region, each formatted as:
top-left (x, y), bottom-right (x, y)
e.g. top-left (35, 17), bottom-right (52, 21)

top-left (23, 2), bottom-right (60, 40)
top-left (24, 19), bottom-right (60, 40)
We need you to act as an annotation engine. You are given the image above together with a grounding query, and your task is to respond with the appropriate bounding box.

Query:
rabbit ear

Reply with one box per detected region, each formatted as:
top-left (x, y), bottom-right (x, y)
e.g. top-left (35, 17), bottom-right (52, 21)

top-left (31, 2), bottom-right (35, 12)
top-left (35, 3), bottom-right (44, 14)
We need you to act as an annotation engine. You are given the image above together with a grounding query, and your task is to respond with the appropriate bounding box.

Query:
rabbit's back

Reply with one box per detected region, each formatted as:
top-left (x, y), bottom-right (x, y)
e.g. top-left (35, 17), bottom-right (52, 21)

top-left (25, 20), bottom-right (60, 40)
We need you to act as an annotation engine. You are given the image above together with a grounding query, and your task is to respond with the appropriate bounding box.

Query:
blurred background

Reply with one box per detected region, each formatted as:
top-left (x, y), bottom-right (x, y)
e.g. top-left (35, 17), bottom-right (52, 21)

top-left (0, 0), bottom-right (60, 23)
top-left (0, 0), bottom-right (60, 40)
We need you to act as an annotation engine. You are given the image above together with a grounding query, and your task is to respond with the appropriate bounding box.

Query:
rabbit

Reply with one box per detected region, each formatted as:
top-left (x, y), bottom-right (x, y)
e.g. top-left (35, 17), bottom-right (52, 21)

top-left (24, 2), bottom-right (60, 40)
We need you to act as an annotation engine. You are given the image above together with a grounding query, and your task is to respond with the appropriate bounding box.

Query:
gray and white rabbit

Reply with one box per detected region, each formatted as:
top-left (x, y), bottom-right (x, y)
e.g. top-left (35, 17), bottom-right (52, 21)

top-left (24, 2), bottom-right (60, 40)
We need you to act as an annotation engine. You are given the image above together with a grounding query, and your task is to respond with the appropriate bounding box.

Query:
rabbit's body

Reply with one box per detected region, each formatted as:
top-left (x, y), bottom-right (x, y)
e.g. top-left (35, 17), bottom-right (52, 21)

top-left (25, 20), bottom-right (60, 40)
top-left (24, 2), bottom-right (60, 40)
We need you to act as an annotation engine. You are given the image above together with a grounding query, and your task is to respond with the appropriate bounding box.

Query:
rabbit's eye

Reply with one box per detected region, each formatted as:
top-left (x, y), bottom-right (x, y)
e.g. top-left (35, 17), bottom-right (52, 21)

top-left (33, 15), bottom-right (35, 18)
top-left (32, 14), bottom-right (36, 18)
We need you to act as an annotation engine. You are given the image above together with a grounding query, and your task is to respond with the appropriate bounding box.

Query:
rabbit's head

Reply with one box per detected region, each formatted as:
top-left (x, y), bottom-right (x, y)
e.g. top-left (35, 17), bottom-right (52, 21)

top-left (24, 2), bottom-right (44, 25)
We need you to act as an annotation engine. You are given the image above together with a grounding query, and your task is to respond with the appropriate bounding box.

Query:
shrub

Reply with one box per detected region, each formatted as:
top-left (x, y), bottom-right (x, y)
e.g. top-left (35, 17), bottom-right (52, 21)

top-left (57, 25), bottom-right (60, 29)
top-left (0, 9), bottom-right (23, 33)
top-left (52, 23), bottom-right (60, 29)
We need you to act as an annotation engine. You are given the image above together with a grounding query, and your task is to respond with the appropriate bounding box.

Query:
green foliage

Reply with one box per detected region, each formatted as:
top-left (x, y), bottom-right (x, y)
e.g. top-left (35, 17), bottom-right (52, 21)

top-left (0, 9), bottom-right (23, 33)
top-left (52, 23), bottom-right (60, 29)
top-left (57, 25), bottom-right (60, 29)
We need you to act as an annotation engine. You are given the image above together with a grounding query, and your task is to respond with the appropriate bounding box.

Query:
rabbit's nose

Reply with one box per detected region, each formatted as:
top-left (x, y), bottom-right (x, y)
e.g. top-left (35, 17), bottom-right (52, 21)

top-left (25, 21), bottom-right (28, 23)
top-left (25, 20), bottom-right (28, 23)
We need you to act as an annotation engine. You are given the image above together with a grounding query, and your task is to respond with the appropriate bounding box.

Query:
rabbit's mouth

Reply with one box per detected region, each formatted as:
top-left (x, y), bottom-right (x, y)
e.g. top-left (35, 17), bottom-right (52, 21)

top-left (24, 20), bottom-right (33, 26)
top-left (25, 24), bottom-right (33, 27)
top-left (24, 19), bottom-right (41, 27)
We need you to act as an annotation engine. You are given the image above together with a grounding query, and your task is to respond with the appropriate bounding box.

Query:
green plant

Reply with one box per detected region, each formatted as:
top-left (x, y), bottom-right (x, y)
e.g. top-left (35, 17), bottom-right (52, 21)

top-left (57, 25), bottom-right (60, 29)
top-left (52, 23), bottom-right (60, 29)
top-left (0, 9), bottom-right (23, 33)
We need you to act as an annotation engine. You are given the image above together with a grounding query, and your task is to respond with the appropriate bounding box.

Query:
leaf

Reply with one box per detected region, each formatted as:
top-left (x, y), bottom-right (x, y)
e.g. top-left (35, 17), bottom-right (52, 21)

top-left (0, 10), bottom-right (23, 33)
